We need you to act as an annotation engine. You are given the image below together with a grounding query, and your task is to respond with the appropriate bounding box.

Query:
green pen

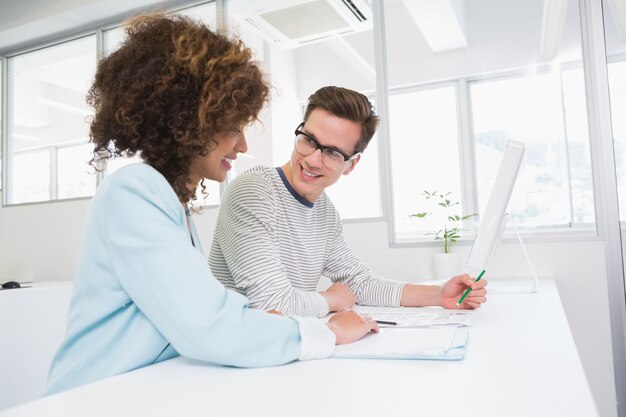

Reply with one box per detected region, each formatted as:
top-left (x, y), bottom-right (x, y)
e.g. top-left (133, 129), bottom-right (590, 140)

top-left (456, 269), bottom-right (486, 306)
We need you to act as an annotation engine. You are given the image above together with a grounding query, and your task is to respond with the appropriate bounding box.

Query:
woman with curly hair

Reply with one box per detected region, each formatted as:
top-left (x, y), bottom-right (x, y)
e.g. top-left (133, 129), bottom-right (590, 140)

top-left (46, 13), bottom-right (377, 394)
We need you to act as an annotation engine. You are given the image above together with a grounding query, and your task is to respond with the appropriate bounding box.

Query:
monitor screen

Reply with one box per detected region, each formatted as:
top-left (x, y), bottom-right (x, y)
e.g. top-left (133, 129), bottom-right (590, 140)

top-left (465, 140), bottom-right (525, 276)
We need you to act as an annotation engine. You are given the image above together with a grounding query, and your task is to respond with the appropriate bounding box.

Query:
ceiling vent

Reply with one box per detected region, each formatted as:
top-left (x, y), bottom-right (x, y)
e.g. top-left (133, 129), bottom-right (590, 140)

top-left (238, 0), bottom-right (372, 48)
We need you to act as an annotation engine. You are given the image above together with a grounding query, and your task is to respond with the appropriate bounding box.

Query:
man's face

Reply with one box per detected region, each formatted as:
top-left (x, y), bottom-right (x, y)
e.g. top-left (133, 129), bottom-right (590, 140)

top-left (281, 108), bottom-right (361, 203)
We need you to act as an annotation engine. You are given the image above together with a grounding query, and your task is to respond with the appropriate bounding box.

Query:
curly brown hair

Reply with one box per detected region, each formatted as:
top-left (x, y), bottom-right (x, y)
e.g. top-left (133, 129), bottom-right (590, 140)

top-left (88, 13), bottom-right (269, 203)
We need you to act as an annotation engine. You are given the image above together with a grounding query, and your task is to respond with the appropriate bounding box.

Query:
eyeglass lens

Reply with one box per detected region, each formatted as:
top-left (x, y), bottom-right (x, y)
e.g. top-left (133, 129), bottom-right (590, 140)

top-left (295, 134), bottom-right (347, 168)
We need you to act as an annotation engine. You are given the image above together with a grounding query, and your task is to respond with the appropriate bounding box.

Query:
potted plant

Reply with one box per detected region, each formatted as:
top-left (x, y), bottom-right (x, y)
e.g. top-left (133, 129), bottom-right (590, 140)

top-left (410, 190), bottom-right (477, 280)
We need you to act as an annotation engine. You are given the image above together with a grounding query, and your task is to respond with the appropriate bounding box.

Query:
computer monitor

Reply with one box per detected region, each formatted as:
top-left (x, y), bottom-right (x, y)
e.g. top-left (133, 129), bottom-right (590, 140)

top-left (465, 140), bottom-right (525, 276)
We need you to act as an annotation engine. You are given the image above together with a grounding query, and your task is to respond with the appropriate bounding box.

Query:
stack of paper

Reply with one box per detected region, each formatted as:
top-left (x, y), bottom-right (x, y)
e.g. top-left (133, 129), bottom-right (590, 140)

top-left (332, 326), bottom-right (468, 360)
top-left (354, 306), bottom-right (476, 327)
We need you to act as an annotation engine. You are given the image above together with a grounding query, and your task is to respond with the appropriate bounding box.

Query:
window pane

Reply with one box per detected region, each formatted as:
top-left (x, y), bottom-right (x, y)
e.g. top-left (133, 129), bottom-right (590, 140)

top-left (471, 73), bottom-right (586, 228)
top-left (57, 143), bottom-right (96, 199)
top-left (389, 86), bottom-right (462, 239)
top-left (12, 150), bottom-right (50, 203)
top-left (561, 68), bottom-right (594, 224)
top-left (9, 35), bottom-right (96, 203)
top-left (228, 0), bottom-right (380, 219)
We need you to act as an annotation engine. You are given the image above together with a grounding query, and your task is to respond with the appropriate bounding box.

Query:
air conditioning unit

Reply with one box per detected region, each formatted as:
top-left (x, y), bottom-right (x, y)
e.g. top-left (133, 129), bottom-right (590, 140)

top-left (238, 0), bottom-right (372, 49)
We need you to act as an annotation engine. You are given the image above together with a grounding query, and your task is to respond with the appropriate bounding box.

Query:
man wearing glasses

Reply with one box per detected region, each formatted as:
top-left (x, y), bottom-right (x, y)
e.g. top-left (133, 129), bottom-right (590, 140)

top-left (208, 86), bottom-right (487, 318)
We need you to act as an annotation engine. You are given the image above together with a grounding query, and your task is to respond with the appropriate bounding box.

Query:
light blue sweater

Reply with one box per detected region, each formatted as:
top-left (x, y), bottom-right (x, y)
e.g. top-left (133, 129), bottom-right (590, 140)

top-left (46, 164), bottom-right (304, 394)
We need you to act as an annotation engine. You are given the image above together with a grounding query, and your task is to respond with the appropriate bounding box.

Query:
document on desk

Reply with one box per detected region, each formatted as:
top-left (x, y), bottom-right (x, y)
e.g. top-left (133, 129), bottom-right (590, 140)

top-left (354, 306), bottom-right (476, 327)
top-left (332, 326), bottom-right (468, 360)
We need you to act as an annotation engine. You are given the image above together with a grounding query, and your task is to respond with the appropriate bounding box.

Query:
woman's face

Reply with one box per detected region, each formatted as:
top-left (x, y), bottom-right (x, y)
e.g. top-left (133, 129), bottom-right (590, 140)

top-left (189, 130), bottom-right (248, 185)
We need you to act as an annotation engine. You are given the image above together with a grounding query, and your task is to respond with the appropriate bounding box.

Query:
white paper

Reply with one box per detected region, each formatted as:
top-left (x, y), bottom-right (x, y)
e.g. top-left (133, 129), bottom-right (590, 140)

top-left (354, 306), bottom-right (476, 327)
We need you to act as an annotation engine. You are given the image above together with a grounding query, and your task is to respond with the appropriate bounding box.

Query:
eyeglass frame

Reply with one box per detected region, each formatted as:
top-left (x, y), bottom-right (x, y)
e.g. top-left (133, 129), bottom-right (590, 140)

top-left (294, 123), bottom-right (361, 164)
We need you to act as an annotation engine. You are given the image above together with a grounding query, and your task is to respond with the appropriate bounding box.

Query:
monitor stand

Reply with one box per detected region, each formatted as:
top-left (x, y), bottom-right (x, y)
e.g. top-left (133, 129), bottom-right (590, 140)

top-left (488, 214), bottom-right (539, 295)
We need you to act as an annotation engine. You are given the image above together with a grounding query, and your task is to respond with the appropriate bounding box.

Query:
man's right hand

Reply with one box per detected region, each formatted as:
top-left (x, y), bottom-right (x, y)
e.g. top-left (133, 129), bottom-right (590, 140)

top-left (320, 282), bottom-right (356, 312)
top-left (326, 309), bottom-right (379, 345)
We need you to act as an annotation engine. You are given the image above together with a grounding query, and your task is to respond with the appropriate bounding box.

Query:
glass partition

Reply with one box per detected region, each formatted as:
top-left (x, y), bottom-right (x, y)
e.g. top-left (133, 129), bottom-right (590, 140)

top-left (602, 0), bottom-right (626, 221)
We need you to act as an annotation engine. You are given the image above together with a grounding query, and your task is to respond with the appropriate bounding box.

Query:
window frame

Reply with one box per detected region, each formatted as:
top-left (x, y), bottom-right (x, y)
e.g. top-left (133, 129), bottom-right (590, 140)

top-left (3, 33), bottom-right (97, 206)
top-left (383, 70), bottom-right (601, 247)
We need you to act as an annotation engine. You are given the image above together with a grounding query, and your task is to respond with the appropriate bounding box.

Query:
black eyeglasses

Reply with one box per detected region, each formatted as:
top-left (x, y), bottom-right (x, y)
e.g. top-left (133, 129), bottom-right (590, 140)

top-left (294, 123), bottom-right (360, 168)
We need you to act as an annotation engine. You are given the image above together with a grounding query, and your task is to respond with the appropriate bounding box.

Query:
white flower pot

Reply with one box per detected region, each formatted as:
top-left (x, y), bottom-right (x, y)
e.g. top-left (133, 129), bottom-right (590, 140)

top-left (432, 252), bottom-right (466, 281)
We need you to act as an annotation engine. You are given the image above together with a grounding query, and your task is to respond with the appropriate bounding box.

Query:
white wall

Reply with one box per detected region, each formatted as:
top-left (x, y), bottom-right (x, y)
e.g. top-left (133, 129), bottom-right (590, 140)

top-left (0, 192), bottom-right (618, 417)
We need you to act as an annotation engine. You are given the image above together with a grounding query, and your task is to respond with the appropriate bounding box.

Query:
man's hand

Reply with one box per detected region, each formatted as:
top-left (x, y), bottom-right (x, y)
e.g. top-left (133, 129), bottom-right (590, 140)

top-left (320, 282), bottom-right (356, 312)
top-left (439, 274), bottom-right (488, 309)
top-left (326, 309), bottom-right (379, 345)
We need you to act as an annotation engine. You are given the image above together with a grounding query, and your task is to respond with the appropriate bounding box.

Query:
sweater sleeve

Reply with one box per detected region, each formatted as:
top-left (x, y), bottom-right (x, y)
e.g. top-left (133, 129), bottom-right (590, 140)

top-left (323, 212), bottom-right (407, 307)
top-left (210, 174), bottom-right (330, 318)
top-left (102, 167), bottom-right (332, 366)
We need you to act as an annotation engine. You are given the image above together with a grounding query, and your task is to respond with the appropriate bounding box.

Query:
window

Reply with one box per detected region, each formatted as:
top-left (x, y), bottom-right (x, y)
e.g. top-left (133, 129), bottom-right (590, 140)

top-left (12, 150), bottom-right (50, 203)
top-left (7, 35), bottom-right (96, 204)
top-left (470, 70), bottom-right (593, 228)
top-left (382, 0), bottom-right (590, 242)
top-left (389, 86), bottom-right (461, 240)
top-left (57, 143), bottom-right (97, 199)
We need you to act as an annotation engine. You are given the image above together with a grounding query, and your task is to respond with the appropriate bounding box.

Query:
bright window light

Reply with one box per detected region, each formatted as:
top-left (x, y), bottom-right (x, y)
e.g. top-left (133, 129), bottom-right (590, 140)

top-left (389, 86), bottom-right (462, 239)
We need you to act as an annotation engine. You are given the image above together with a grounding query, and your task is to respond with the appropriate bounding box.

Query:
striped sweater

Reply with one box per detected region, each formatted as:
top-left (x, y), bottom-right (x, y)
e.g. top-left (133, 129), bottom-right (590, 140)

top-left (209, 166), bottom-right (406, 318)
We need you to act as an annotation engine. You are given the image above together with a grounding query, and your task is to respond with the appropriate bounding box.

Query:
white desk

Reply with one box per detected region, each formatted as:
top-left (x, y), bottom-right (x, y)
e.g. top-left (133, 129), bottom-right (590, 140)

top-left (0, 281), bottom-right (598, 417)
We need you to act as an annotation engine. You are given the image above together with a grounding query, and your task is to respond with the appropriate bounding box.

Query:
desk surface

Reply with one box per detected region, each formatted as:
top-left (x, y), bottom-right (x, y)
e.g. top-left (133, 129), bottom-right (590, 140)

top-left (0, 281), bottom-right (598, 417)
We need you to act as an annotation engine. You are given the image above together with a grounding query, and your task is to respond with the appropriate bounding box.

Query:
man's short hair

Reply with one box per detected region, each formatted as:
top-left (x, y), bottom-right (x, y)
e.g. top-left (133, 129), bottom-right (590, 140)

top-left (303, 86), bottom-right (380, 154)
